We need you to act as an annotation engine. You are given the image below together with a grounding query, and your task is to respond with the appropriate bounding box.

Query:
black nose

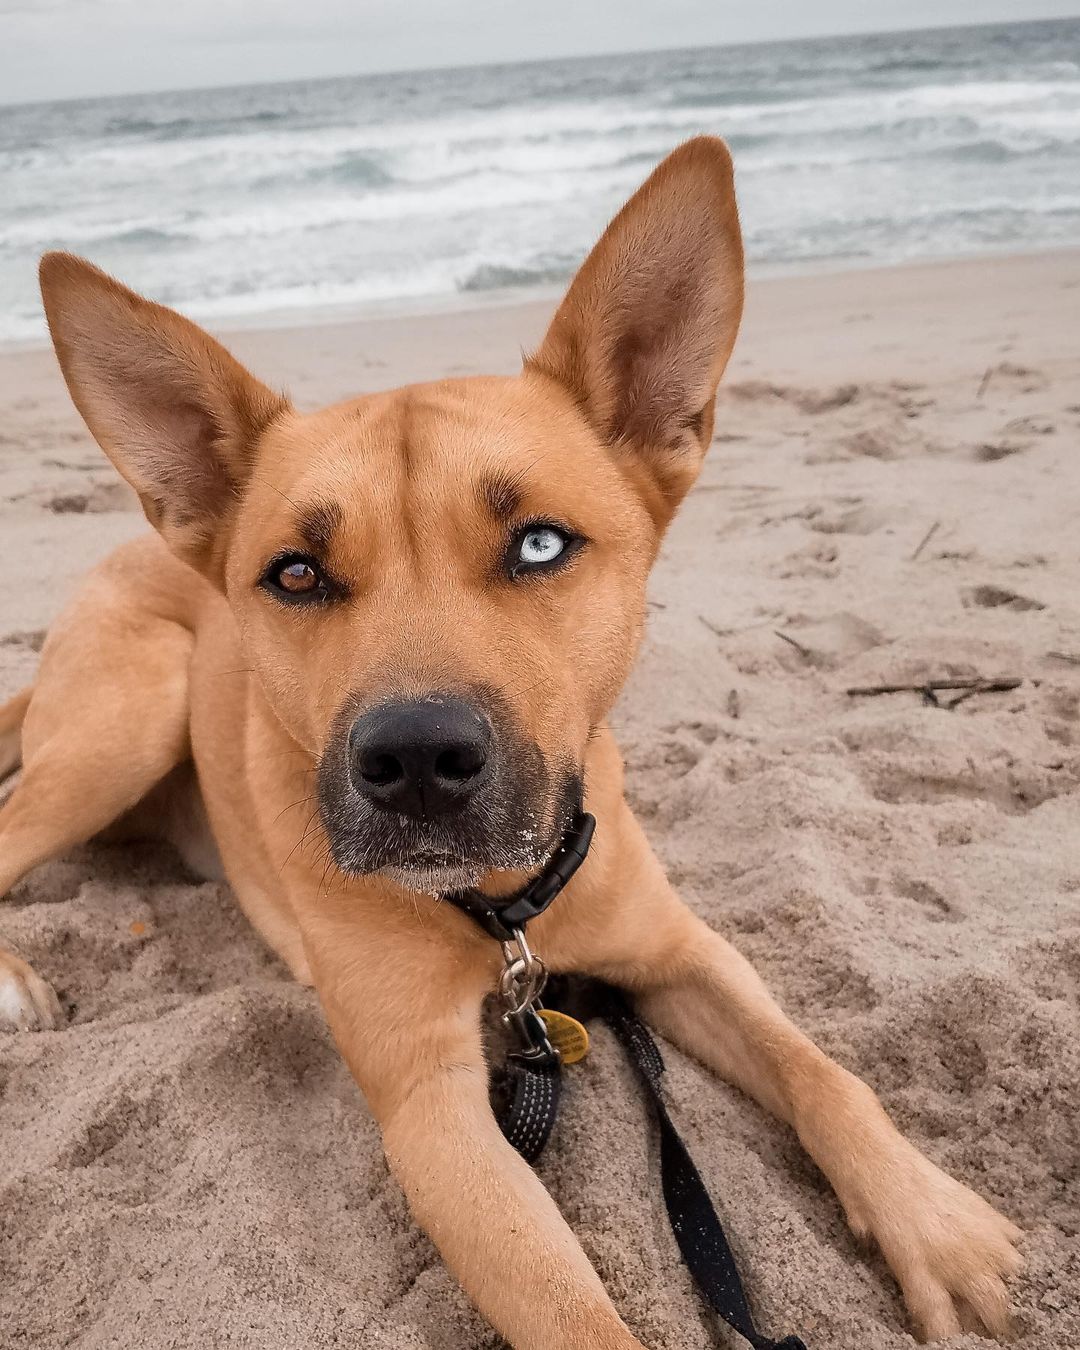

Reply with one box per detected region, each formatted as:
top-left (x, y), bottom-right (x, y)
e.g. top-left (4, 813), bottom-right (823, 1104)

top-left (347, 697), bottom-right (492, 819)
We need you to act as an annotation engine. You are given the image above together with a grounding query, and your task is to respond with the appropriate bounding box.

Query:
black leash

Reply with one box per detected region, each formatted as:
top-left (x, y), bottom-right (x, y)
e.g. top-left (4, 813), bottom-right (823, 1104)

top-left (444, 812), bottom-right (807, 1350)
top-left (600, 986), bottom-right (807, 1350)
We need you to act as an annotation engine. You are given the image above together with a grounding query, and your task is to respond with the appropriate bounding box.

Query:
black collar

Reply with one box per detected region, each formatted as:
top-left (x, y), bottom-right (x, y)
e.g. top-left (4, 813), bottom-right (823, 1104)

top-left (442, 810), bottom-right (595, 942)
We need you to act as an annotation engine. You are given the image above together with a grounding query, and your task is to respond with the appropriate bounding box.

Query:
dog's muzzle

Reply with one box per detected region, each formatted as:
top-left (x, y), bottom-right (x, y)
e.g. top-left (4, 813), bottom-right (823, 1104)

top-left (316, 686), bottom-right (580, 892)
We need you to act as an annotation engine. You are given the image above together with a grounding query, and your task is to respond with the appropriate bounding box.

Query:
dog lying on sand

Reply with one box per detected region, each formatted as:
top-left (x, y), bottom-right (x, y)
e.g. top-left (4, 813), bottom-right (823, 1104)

top-left (0, 138), bottom-right (1020, 1347)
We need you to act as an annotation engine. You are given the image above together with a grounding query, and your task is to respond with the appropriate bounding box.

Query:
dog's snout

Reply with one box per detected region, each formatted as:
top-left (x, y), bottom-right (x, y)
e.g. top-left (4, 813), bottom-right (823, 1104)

top-left (347, 697), bottom-right (492, 819)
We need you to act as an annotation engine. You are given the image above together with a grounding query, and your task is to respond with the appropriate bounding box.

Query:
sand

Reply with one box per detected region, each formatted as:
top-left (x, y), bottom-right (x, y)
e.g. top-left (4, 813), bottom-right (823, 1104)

top-left (1, 250), bottom-right (1078, 1349)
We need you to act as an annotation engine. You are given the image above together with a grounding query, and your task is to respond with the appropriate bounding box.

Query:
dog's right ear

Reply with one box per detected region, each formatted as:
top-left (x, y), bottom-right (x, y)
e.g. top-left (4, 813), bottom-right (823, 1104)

top-left (39, 252), bottom-right (288, 575)
top-left (526, 136), bottom-right (743, 526)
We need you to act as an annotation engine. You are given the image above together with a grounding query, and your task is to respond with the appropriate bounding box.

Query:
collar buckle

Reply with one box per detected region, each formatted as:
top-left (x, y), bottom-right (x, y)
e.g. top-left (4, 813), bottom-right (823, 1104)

top-left (443, 809), bottom-right (596, 943)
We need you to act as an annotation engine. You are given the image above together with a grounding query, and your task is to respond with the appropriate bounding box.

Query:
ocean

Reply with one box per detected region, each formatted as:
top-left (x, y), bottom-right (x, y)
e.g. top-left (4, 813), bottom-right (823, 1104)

top-left (2, 17), bottom-right (1079, 343)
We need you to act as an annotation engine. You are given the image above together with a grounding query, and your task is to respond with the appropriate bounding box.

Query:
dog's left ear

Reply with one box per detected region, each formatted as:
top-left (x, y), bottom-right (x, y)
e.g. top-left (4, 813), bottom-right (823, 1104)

top-left (526, 136), bottom-right (743, 521)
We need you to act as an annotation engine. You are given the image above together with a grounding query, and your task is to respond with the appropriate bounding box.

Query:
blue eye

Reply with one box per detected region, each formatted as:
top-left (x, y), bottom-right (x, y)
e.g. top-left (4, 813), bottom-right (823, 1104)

top-left (519, 527), bottom-right (565, 565)
top-left (507, 522), bottom-right (581, 579)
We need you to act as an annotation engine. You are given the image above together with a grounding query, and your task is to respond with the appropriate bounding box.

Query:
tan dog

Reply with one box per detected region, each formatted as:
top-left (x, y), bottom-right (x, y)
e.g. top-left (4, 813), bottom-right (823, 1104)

top-left (0, 138), bottom-right (1019, 1347)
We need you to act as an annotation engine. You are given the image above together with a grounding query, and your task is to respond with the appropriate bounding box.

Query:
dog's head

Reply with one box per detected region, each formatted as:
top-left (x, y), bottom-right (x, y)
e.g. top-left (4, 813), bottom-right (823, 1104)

top-left (39, 137), bottom-right (743, 894)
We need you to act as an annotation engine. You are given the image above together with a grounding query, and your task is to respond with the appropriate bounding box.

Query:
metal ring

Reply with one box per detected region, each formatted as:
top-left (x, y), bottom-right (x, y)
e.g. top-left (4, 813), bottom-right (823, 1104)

top-left (499, 962), bottom-right (548, 1015)
top-left (498, 928), bottom-right (548, 1015)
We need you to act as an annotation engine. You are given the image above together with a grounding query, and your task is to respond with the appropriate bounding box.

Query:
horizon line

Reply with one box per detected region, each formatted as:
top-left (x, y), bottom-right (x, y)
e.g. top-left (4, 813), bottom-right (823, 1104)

top-left (1, 11), bottom-right (1075, 113)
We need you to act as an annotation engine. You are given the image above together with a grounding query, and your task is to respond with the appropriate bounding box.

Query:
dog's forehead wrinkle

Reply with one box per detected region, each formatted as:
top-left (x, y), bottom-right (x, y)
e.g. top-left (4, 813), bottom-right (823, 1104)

top-left (294, 498), bottom-right (343, 555)
top-left (303, 379), bottom-right (585, 520)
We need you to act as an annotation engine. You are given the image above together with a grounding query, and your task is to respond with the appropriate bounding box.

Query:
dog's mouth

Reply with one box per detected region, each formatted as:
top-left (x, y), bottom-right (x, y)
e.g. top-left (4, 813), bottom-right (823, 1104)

top-left (372, 812), bottom-right (569, 896)
top-left (379, 855), bottom-right (485, 896)
top-left (344, 803), bottom-right (572, 896)
top-left (378, 844), bottom-right (480, 893)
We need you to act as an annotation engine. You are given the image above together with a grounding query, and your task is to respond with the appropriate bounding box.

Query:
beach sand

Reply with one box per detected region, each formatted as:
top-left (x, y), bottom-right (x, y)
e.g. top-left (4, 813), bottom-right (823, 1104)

top-left (1, 249), bottom-right (1078, 1349)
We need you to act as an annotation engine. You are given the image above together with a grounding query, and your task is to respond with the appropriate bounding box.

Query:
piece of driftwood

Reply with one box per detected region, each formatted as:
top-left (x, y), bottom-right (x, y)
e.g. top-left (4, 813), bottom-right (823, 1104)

top-left (847, 676), bottom-right (1022, 701)
top-left (1047, 650), bottom-right (1080, 666)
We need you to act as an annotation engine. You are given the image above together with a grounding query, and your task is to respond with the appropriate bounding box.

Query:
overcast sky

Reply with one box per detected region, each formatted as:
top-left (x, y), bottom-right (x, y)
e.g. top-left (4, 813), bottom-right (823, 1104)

top-left (3, 0), bottom-right (1079, 106)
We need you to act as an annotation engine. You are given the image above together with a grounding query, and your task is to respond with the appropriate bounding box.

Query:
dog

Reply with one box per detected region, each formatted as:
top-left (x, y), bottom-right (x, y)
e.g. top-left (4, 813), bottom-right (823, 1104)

top-left (0, 138), bottom-right (1020, 1347)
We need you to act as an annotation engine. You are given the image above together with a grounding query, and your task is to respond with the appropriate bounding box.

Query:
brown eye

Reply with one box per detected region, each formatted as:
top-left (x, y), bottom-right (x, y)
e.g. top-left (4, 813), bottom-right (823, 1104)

top-left (278, 561), bottom-right (317, 593)
top-left (261, 552), bottom-right (334, 604)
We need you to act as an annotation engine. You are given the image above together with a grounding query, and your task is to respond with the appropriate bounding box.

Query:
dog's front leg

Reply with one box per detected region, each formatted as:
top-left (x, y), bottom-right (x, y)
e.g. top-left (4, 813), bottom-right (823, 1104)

top-left (379, 1058), bottom-right (646, 1350)
top-left (589, 812), bottom-right (1021, 1343)
top-left (303, 910), bottom-right (646, 1350)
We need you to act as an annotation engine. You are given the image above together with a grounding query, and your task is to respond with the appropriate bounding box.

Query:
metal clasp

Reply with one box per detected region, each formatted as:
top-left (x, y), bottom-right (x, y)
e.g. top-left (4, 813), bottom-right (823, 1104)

top-left (498, 927), bottom-right (548, 1017)
top-left (498, 927), bottom-right (557, 1065)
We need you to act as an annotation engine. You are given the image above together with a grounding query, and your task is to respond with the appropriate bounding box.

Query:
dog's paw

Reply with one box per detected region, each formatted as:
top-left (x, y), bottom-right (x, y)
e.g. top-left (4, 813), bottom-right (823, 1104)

top-left (0, 949), bottom-right (63, 1031)
top-left (843, 1135), bottom-right (1021, 1342)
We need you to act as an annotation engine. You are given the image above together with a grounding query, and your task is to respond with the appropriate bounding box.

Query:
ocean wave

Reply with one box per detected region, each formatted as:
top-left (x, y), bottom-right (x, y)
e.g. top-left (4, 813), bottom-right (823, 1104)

top-left (8, 144), bottom-right (1076, 256)
top-left (7, 76), bottom-right (1077, 188)
top-left (867, 57), bottom-right (952, 74)
top-left (5, 104), bottom-right (1078, 255)
top-left (103, 225), bottom-right (190, 247)
top-left (0, 212), bottom-right (199, 250)
top-left (459, 256), bottom-right (578, 292)
top-left (157, 248), bottom-right (581, 320)
top-left (932, 136), bottom-right (1067, 163)
top-left (2, 19), bottom-right (1079, 342)
top-left (252, 151), bottom-right (396, 191)
top-left (104, 108), bottom-right (290, 141)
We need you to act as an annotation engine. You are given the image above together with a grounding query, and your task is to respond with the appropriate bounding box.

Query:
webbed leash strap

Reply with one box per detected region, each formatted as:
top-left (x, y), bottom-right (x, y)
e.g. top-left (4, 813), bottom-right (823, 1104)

top-left (603, 990), bottom-right (808, 1350)
top-left (500, 1056), bottom-right (561, 1164)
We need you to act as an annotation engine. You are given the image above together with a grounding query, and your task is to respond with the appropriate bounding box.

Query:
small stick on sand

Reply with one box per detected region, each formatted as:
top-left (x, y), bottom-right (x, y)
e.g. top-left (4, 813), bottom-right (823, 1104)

top-left (698, 615), bottom-right (726, 640)
top-left (727, 689), bottom-right (741, 719)
top-left (910, 520), bottom-right (940, 561)
top-left (976, 364), bottom-right (997, 400)
top-left (943, 687), bottom-right (980, 710)
top-left (1047, 650), bottom-right (1080, 666)
top-left (847, 676), bottom-right (1022, 699)
top-left (774, 629), bottom-right (813, 659)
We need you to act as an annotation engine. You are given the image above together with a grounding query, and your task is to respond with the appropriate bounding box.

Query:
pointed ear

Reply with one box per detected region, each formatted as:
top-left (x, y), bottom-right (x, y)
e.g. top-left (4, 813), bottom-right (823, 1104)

top-left (526, 136), bottom-right (743, 519)
top-left (39, 252), bottom-right (288, 574)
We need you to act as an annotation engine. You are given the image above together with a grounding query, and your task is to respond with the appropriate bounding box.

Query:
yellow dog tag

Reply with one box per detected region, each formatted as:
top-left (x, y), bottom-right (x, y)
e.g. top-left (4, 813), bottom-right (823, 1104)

top-left (538, 1009), bottom-right (590, 1065)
